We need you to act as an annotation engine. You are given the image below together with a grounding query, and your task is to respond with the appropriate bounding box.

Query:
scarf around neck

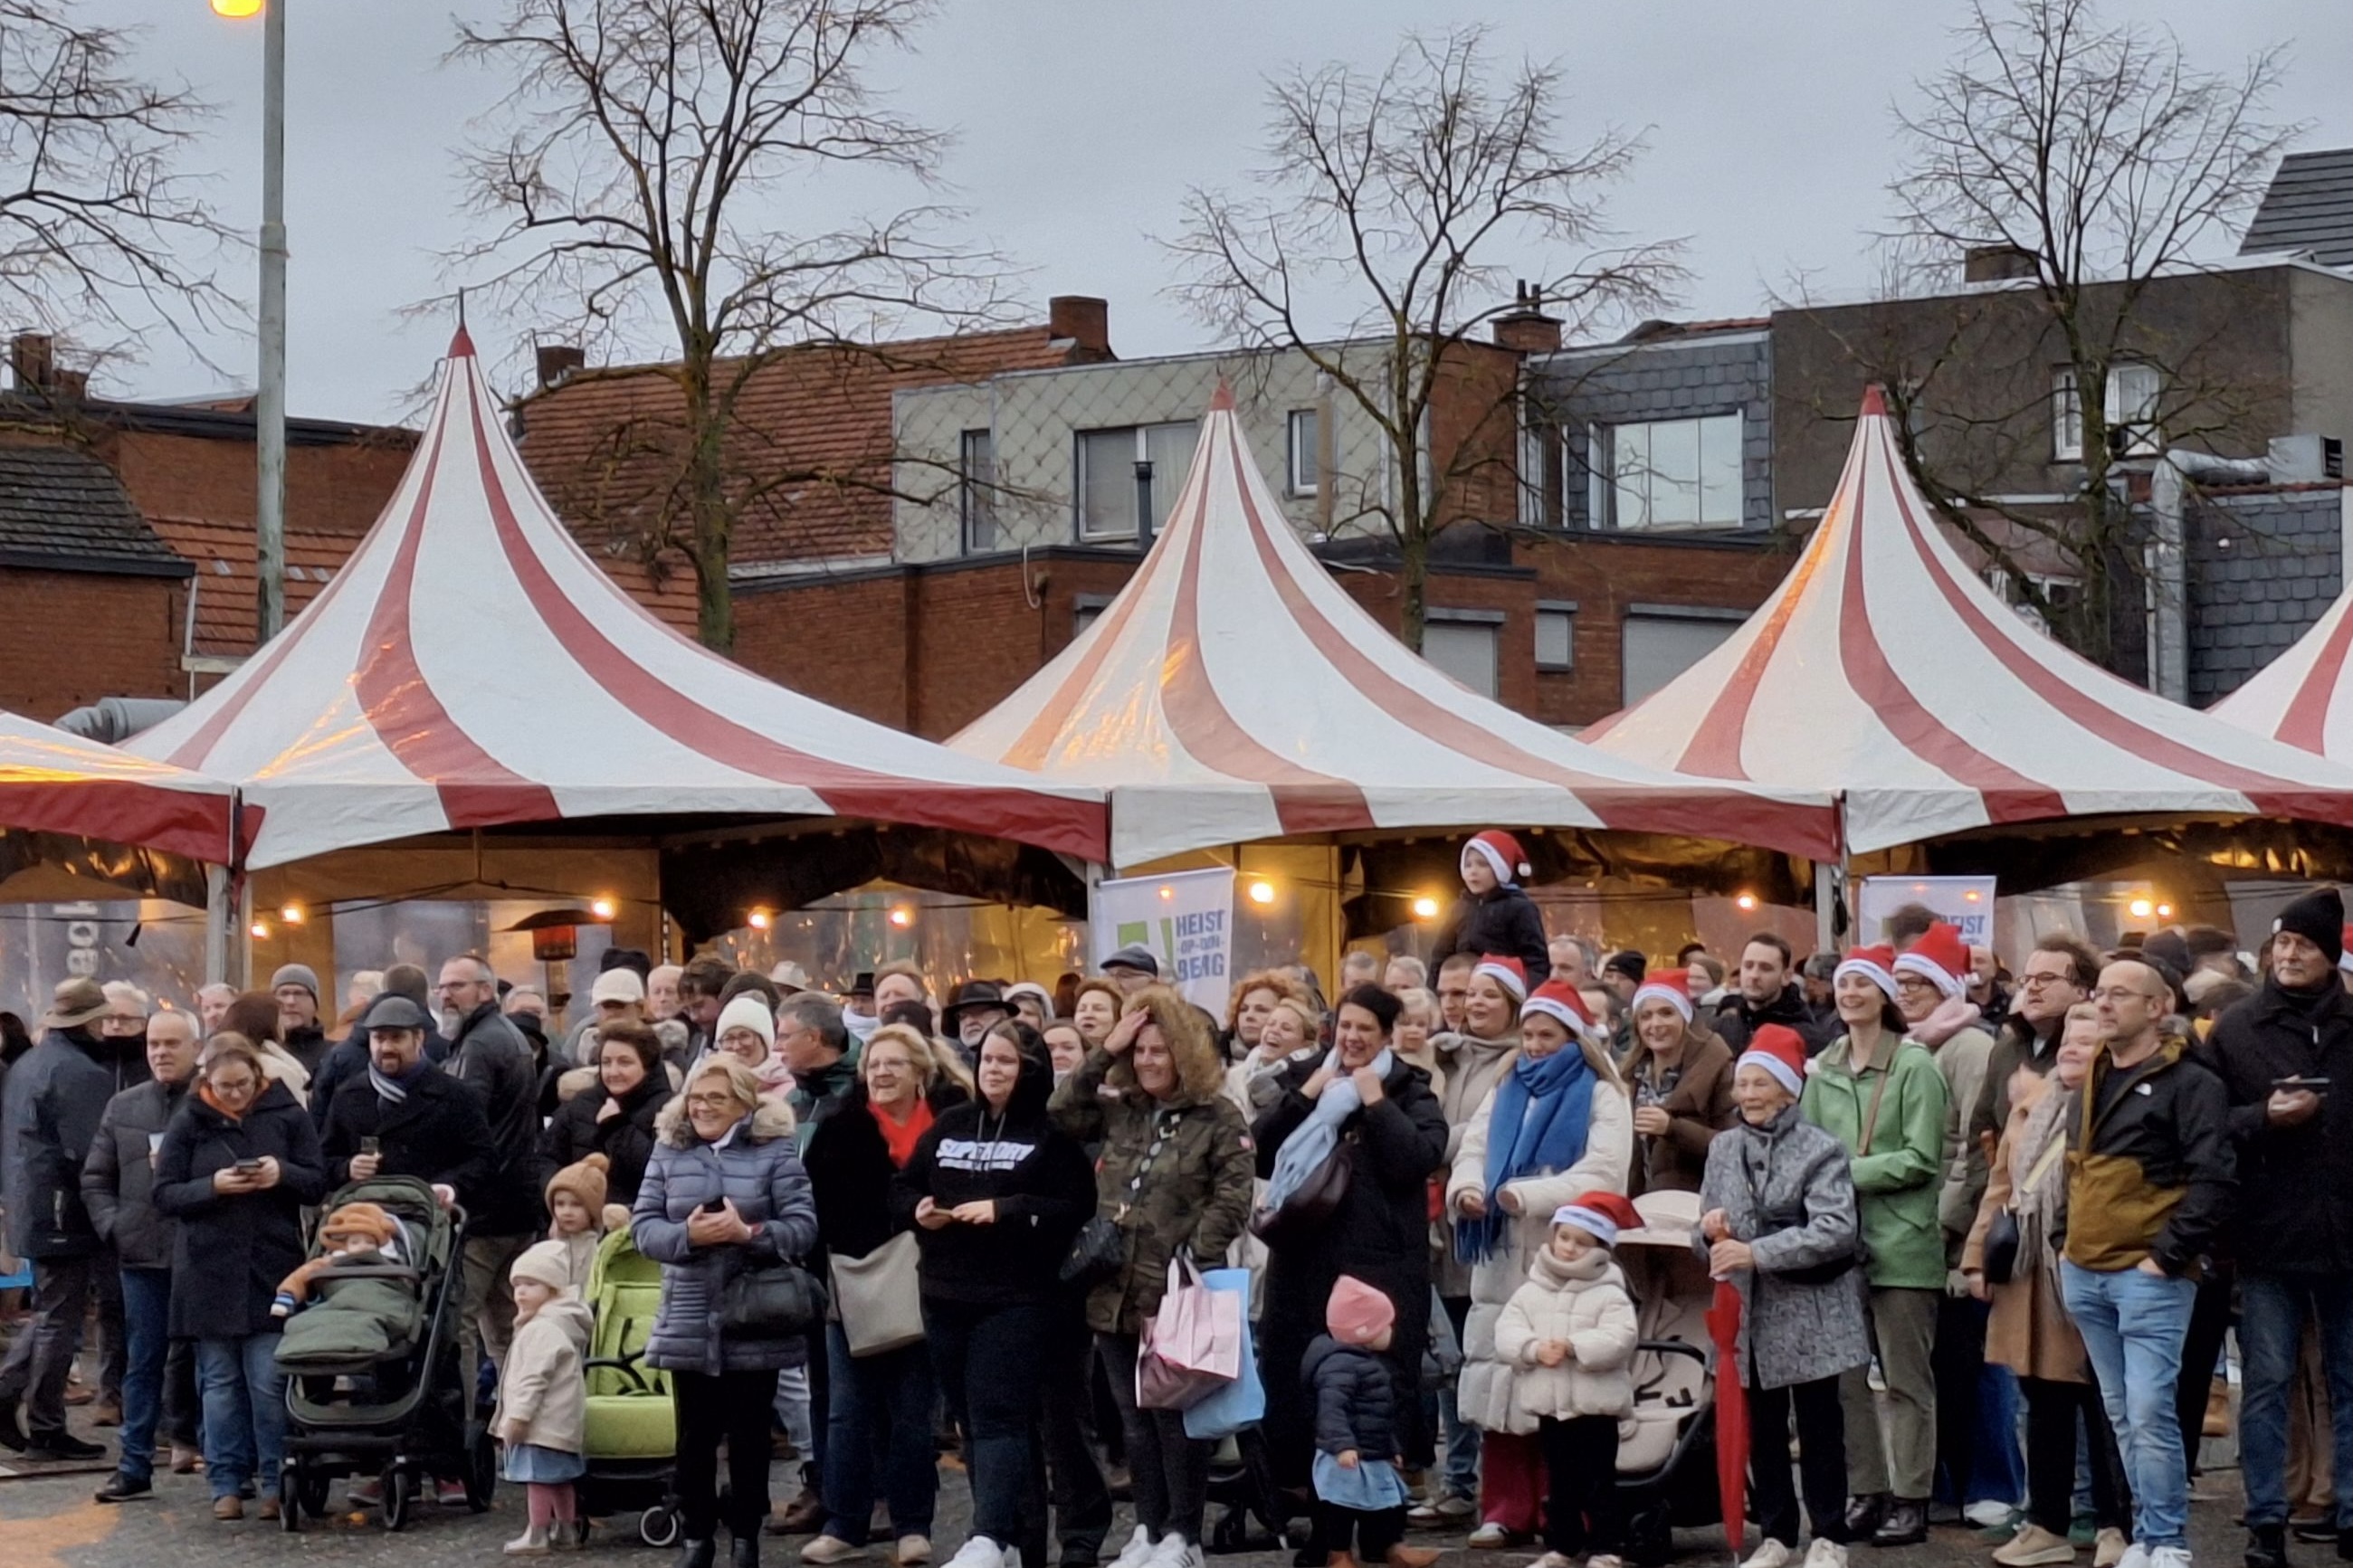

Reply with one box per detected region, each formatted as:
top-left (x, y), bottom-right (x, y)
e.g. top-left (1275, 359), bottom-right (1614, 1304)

top-left (369, 1056), bottom-right (428, 1104)
top-left (1262, 1047), bottom-right (1395, 1214)
top-left (1456, 1044), bottom-right (1596, 1265)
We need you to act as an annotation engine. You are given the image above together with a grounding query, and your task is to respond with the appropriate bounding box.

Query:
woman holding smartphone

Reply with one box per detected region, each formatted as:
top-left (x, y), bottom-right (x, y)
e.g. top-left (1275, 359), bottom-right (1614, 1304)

top-left (153, 1034), bottom-right (329, 1521)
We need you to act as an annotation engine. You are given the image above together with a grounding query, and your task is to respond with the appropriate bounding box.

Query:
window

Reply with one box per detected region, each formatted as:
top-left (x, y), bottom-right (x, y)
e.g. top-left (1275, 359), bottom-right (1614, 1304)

top-left (2052, 364), bottom-right (2160, 461)
top-left (1287, 408), bottom-right (1320, 495)
top-left (1621, 610), bottom-right (1742, 705)
top-left (1596, 413), bottom-right (1742, 530)
top-left (1535, 602), bottom-right (1577, 670)
top-left (1076, 421), bottom-right (1199, 541)
top-left (1072, 594), bottom-right (1112, 639)
top-left (1423, 615), bottom-right (1500, 699)
top-left (957, 429), bottom-right (996, 553)
top-left (1984, 567), bottom-right (2080, 634)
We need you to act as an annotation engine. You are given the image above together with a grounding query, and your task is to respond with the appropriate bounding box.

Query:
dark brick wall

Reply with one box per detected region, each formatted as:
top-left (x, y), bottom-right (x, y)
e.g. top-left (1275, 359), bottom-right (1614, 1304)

top-left (2187, 487), bottom-right (2343, 704)
top-left (1527, 331), bottom-right (1775, 532)
top-left (0, 567), bottom-right (185, 719)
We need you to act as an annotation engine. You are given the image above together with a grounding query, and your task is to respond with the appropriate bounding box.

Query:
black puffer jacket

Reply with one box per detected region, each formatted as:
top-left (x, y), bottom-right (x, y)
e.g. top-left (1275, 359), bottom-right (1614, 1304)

top-left (1431, 885), bottom-right (1551, 987)
top-left (81, 1075), bottom-right (197, 1269)
top-left (154, 1080), bottom-right (329, 1339)
top-left (1712, 983), bottom-right (1833, 1056)
top-left (538, 1074), bottom-right (672, 1210)
top-left (2202, 978), bottom-right (2353, 1273)
top-left (895, 1047), bottom-right (1095, 1308)
top-left (1, 1026), bottom-right (148, 1259)
top-left (1305, 1334), bottom-right (1398, 1458)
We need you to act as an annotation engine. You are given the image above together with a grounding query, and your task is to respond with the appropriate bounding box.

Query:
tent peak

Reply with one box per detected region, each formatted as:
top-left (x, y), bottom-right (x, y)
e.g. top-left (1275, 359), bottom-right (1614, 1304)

top-left (1207, 380), bottom-right (1234, 413)
top-left (449, 327), bottom-right (477, 360)
top-left (1859, 383), bottom-right (1888, 419)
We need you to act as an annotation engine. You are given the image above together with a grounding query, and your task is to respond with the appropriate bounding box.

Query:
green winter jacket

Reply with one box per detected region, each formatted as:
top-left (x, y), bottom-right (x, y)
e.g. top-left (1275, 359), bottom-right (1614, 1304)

top-left (1800, 1031), bottom-right (1949, 1290)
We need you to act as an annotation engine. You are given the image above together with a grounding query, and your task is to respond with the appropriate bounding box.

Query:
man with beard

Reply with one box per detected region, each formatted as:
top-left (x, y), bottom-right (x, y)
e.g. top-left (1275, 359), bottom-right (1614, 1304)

top-left (1968, 936), bottom-right (2099, 1151)
top-left (1711, 932), bottom-right (1832, 1054)
top-left (433, 955), bottom-right (540, 1383)
top-left (0, 977), bottom-right (146, 1459)
top-left (2203, 888), bottom-right (2353, 1568)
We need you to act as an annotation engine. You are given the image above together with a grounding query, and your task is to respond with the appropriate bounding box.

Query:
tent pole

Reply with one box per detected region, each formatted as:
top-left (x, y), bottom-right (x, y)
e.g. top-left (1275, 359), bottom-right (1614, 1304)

top-left (204, 865), bottom-right (233, 987)
top-left (1813, 860), bottom-right (1838, 955)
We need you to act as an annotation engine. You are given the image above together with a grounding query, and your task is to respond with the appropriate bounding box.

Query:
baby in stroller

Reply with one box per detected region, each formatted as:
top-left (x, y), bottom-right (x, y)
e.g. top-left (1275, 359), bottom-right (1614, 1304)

top-left (272, 1201), bottom-right (424, 1363)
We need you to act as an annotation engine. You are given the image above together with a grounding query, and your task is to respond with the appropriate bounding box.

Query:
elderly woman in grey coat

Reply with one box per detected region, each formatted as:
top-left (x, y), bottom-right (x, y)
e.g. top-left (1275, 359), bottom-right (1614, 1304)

top-left (1697, 1025), bottom-right (1868, 1568)
top-left (634, 1055), bottom-right (818, 1568)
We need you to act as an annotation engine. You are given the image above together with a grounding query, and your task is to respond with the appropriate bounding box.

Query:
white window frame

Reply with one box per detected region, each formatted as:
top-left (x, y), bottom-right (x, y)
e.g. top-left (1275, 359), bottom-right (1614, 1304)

top-left (1075, 422), bottom-right (1197, 542)
top-left (1286, 408), bottom-right (1320, 497)
top-left (2052, 363), bottom-right (2161, 461)
top-left (1594, 412), bottom-right (1744, 531)
top-left (957, 427), bottom-right (996, 554)
top-left (1534, 600), bottom-right (1577, 671)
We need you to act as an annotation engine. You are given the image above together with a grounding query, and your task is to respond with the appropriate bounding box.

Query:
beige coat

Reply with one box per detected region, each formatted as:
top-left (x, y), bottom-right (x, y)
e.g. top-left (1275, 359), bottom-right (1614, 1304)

top-left (1431, 1028), bottom-right (1522, 1297)
top-left (1443, 1074), bottom-right (1633, 1431)
top-left (1491, 1246), bottom-right (1638, 1431)
top-left (495, 1295), bottom-right (592, 1454)
top-left (1963, 1076), bottom-right (2088, 1383)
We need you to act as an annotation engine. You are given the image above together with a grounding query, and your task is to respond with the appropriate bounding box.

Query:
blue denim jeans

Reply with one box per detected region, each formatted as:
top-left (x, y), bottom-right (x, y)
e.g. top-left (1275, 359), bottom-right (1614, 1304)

top-left (197, 1335), bottom-right (287, 1501)
top-left (2238, 1270), bottom-right (2353, 1527)
top-left (117, 1269), bottom-right (173, 1483)
top-left (819, 1321), bottom-right (938, 1544)
top-left (2060, 1261), bottom-right (2195, 1550)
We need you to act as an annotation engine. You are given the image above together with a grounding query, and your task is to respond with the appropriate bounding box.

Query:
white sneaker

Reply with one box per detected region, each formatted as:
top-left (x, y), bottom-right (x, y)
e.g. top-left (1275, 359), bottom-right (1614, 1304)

top-left (1969, 1501), bottom-right (2024, 1530)
top-left (1742, 1542), bottom-right (1796, 1568)
top-left (504, 1526), bottom-right (552, 1557)
top-left (1802, 1540), bottom-right (1848, 1568)
top-left (2114, 1544), bottom-right (2150, 1568)
top-left (1144, 1536), bottom-right (1202, 1568)
top-left (1107, 1527), bottom-right (1156, 1568)
top-left (942, 1540), bottom-right (1013, 1568)
top-left (2147, 1548), bottom-right (2190, 1568)
top-left (1533, 1554), bottom-right (1578, 1568)
top-left (1467, 1524), bottom-right (1517, 1549)
top-left (802, 1538), bottom-right (867, 1565)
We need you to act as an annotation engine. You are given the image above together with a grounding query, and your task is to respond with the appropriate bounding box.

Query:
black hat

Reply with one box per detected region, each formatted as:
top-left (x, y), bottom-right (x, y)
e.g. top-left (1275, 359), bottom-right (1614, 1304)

top-left (2273, 887), bottom-right (2345, 965)
top-left (941, 980), bottom-right (1009, 1022)
top-left (360, 993), bottom-right (431, 1032)
top-left (600, 946), bottom-right (653, 981)
top-left (1602, 949), bottom-right (1647, 984)
top-left (848, 971), bottom-right (876, 1001)
top-left (1102, 944), bottom-right (1159, 978)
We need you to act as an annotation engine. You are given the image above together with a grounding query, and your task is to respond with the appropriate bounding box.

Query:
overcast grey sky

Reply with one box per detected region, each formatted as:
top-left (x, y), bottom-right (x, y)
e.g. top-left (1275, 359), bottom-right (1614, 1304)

top-left (76, 0), bottom-right (2353, 425)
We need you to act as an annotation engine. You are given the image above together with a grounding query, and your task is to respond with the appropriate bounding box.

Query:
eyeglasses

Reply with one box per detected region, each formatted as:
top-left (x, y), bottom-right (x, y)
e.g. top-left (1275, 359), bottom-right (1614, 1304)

top-left (2018, 971), bottom-right (2075, 988)
top-left (211, 1075), bottom-right (258, 1095)
top-left (684, 1091), bottom-right (738, 1109)
top-left (2090, 986), bottom-right (2159, 1003)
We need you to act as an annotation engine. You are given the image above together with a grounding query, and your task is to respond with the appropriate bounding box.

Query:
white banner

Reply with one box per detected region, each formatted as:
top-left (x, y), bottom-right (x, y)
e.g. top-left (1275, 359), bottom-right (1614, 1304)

top-left (1092, 868), bottom-right (1234, 1012)
top-left (1857, 875), bottom-right (1997, 949)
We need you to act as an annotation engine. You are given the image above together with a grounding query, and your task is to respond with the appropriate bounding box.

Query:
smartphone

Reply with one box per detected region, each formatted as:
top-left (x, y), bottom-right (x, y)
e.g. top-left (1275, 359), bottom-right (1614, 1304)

top-left (358, 1136), bottom-right (381, 1158)
top-left (2274, 1076), bottom-right (2332, 1090)
top-left (700, 1197), bottom-right (728, 1214)
top-left (233, 1157), bottom-right (265, 1174)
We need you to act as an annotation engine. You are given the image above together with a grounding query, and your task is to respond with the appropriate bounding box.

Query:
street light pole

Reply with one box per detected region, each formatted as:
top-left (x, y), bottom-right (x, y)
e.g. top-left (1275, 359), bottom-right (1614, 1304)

top-left (254, 0), bottom-right (288, 643)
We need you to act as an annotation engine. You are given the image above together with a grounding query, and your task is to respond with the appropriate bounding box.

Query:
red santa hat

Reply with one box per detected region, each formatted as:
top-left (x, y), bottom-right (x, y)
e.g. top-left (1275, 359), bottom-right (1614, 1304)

top-left (1551, 1190), bottom-right (1642, 1249)
top-left (1736, 1023), bottom-right (1810, 1097)
top-left (1520, 978), bottom-right (1599, 1042)
top-left (1632, 980), bottom-right (1693, 1023)
top-left (1462, 830), bottom-right (1530, 888)
top-left (1892, 922), bottom-right (1967, 1000)
top-left (1833, 943), bottom-right (1899, 1001)
top-left (1472, 954), bottom-right (1530, 1003)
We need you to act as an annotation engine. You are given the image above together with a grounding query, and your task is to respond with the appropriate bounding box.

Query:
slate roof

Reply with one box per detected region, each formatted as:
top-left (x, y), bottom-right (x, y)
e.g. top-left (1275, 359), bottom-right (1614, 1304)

top-left (2241, 148), bottom-right (2353, 268)
top-left (0, 442), bottom-right (189, 575)
top-left (513, 325), bottom-right (1098, 565)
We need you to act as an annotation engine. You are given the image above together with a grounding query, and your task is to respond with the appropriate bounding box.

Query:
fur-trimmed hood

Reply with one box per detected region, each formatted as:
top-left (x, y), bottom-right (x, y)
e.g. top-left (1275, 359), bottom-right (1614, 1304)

top-left (653, 1092), bottom-right (796, 1149)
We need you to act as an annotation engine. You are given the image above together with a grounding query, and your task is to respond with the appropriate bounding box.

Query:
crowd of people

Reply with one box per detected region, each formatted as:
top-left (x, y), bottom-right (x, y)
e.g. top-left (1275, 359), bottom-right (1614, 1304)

top-left (0, 829), bottom-right (2345, 1568)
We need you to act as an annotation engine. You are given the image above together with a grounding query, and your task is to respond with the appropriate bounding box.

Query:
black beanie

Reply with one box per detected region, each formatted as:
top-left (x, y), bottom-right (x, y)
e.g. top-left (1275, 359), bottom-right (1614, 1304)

top-left (2272, 887), bottom-right (2344, 965)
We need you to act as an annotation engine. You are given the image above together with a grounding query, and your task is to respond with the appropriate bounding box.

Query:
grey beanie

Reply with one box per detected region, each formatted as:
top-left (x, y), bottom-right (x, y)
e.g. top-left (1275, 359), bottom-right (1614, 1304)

top-left (271, 963), bottom-right (320, 1001)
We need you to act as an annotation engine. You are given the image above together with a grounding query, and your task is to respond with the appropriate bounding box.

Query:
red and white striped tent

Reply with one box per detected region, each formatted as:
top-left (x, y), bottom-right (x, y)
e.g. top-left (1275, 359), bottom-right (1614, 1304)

top-left (128, 330), bottom-right (1107, 870)
top-left (2208, 580), bottom-right (2353, 757)
top-left (1585, 387), bottom-right (2353, 854)
top-left (0, 709), bottom-right (242, 864)
top-left (949, 387), bottom-right (1839, 870)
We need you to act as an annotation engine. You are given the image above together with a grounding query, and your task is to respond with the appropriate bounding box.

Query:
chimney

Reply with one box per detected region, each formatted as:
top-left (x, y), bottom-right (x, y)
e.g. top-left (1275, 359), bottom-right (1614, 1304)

top-left (1962, 243), bottom-right (2039, 283)
top-left (1491, 280), bottom-right (1562, 354)
top-left (1047, 295), bottom-right (1110, 357)
top-left (10, 332), bottom-right (54, 391)
top-left (51, 368), bottom-right (87, 402)
top-left (536, 343), bottom-right (586, 391)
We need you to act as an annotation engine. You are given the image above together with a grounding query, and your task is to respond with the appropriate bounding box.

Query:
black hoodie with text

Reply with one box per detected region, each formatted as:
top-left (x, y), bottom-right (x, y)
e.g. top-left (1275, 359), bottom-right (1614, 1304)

top-left (893, 1041), bottom-right (1096, 1307)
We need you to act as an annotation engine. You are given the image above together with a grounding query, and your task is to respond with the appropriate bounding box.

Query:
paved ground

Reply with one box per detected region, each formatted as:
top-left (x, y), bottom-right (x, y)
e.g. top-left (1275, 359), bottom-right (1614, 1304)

top-left (0, 1421), bottom-right (2262, 1568)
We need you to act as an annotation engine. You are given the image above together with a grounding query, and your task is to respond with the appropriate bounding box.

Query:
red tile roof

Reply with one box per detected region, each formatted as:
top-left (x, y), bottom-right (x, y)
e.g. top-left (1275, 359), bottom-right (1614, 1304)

top-left (514, 325), bottom-right (1099, 565)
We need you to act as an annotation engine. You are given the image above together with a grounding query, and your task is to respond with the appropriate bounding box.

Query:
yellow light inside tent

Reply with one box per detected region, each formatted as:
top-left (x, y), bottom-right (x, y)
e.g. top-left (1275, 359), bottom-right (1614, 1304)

top-left (591, 897), bottom-right (617, 920)
top-left (1412, 896), bottom-right (1441, 920)
top-left (1247, 880), bottom-right (1275, 905)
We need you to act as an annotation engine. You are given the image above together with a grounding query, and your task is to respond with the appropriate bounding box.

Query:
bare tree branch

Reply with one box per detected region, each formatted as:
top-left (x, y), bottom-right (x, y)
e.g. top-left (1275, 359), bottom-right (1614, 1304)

top-left (1164, 26), bottom-right (1682, 650)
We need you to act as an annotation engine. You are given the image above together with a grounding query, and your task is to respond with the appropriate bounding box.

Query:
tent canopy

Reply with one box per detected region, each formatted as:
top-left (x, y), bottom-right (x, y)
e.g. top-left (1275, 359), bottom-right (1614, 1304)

top-left (128, 331), bottom-right (1108, 871)
top-left (0, 708), bottom-right (242, 864)
top-left (1585, 387), bottom-right (2353, 856)
top-left (948, 385), bottom-right (1839, 870)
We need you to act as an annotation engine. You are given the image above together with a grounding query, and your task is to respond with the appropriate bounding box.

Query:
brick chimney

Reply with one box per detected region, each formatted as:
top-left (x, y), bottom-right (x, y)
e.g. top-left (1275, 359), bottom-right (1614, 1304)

top-left (1962, 243), bottom-right (2039, 283)
top-left (51, 368), bottom-right (87, 402)
top-left (536, 343), bottom-right (586, 390)
top-left (1491, 280), bottom-right (1562, 354)
top-left (10, 332), bottom-right (55, 391)
top-left (1048, 295), bottom-right (1110, 358)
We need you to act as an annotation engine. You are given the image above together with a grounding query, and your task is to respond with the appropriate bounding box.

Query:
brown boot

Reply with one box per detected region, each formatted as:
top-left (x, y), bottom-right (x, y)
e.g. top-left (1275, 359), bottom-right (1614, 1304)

top-left (1386, 1549), bottom-right (1442, 1568)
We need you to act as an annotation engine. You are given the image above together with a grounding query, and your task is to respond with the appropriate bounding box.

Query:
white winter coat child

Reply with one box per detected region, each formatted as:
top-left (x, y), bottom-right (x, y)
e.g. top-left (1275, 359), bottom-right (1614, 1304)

top-left (1490, 1207), bottom-right (1640, 1433)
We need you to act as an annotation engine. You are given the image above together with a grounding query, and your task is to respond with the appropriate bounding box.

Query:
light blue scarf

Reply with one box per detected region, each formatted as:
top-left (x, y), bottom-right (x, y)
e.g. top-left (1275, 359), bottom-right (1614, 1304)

top-left (1262, 1048), bottom-right (1395, 1212)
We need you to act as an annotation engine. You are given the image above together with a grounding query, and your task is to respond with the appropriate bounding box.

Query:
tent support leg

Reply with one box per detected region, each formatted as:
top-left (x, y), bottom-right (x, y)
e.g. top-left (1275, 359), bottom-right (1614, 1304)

top-left (1813, 860), bottom-right (1840, 955)
top-left (204, 865), bottom-right (233, 987)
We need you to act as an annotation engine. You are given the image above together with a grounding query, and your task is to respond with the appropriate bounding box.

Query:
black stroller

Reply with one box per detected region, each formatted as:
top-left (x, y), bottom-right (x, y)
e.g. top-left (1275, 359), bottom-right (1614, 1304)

top-left (273, 1176), bottom-right (497, 1532)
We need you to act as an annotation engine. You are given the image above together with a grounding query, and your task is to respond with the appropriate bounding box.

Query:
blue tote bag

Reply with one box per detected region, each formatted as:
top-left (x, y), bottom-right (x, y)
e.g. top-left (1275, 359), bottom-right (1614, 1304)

top-left (1182, 1267), bottom-right (1264, 1440)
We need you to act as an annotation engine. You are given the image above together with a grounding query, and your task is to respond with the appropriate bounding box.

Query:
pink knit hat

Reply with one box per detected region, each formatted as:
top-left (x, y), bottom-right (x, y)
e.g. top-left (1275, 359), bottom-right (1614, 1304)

top-left (1326, 1275), bottom-right (1396, 1346)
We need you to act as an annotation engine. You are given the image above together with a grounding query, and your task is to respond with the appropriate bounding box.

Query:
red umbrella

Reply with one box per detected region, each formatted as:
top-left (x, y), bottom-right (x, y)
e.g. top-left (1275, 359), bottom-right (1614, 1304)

top-left (1706, 1278), bottom-right (1748, 1561)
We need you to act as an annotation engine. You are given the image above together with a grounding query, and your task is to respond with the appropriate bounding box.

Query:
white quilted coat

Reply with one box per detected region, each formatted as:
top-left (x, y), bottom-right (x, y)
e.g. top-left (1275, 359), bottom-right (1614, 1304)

top-left (1491, 1247), bottom-right (1639, 1432)
top-left (1443, 1074), bottom-right (1632, 1432)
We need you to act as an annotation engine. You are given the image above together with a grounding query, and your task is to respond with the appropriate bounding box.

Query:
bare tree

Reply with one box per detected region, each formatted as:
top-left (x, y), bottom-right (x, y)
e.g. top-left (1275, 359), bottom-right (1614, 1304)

top-left (0, 1), bottom-right (233, 363)
top-left (1167, 27), bottom-right (1681, 651)
top-left (449, 0), bottom-right (1009, 652)
top-left (1862, 0), bottom-right (2295, 665)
